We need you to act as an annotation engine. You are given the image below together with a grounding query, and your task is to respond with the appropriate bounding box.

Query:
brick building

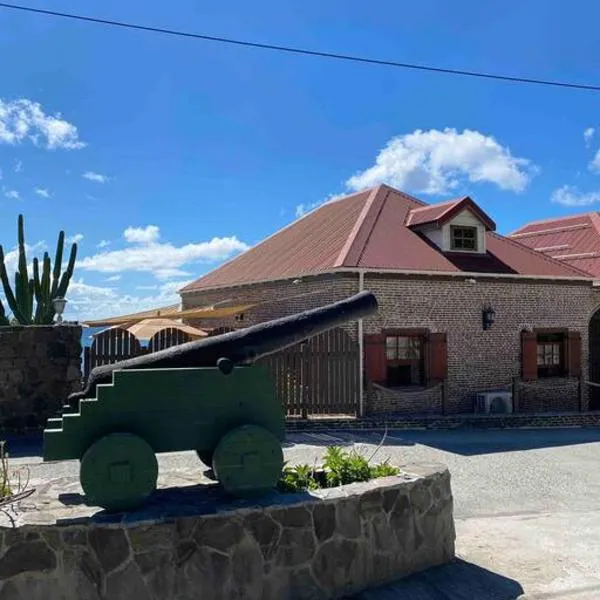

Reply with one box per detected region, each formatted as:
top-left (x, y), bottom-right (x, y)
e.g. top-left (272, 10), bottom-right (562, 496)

top-left (510, 212), bottom-right (600, 411)
top-left (180, 185), bottom-right (599, 416)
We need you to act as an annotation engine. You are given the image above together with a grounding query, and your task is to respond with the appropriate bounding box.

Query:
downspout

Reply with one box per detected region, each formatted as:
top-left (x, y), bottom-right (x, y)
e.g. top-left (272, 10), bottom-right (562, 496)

top-left (358, 269), bottom-right (365, 416)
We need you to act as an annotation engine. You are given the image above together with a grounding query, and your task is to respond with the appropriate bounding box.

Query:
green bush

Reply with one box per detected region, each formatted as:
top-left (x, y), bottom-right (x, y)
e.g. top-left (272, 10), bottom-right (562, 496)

top-left (277, 445), bottom-right (400, 493)
top-left (0, 441), bottom-right (11, 499)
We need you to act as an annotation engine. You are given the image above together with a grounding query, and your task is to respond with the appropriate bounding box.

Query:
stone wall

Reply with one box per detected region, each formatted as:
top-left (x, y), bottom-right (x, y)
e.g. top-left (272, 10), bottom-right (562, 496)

top-left (367, 382), bottom-right (444, 415)
top-left (0, 325), bottom-right (82, 431)
top-left (0, 464), bottom-right (454, 600)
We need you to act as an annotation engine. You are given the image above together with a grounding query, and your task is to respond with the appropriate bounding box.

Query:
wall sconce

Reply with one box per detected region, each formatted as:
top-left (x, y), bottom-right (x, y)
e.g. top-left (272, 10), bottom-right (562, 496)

top-left (53, 297), bottom-right (67, 325)
top-left (482, 304), bottom-right (495, 331)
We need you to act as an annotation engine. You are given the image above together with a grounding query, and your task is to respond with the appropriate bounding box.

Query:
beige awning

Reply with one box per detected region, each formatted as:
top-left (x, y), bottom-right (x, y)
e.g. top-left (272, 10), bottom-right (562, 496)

top-left (94, 318), bottom-right (209, 340)
top-left (83, 303), bottom-right (256, 327)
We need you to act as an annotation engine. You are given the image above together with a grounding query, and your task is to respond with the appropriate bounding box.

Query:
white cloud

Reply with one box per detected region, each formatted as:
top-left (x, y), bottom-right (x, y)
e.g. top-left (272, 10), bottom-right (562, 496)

top-left (295, 193), bottom-right (344, 218)
top-left (551, 185), bottom-right (600, 207)
top-left (67, 233), bottom-right (84, 244)
top-left (78, 227), bottom-right (249, 280)
top-left (14, 160), bottom-right (22, 173)
top-left (106, 275), bottom-right (121, 282)
top-left (124, 225), bottom-right (160, 244)
top-left (66, 278), bottom-right (193, 321)
top-left (590, 149), bottom-right (600, 173)
top-left (346, 128), bottom-right (535, 195)
top-left (82, 171), bottom-right (108, 183)
top-left (34, 187), bottom-right (50, 198)
top-left (584, 127), bottom-right (595, 147)
top-left (0, 98), bottom-right (85, 150)
top-left (97, 240), bottom-right (111, 248)
top-left (4, 189), bottom-right (19, 199)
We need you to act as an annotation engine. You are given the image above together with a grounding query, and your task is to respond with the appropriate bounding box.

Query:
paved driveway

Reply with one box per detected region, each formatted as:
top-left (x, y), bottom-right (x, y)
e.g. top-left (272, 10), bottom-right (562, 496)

top-left (7, 428), bottom-right (600, 599)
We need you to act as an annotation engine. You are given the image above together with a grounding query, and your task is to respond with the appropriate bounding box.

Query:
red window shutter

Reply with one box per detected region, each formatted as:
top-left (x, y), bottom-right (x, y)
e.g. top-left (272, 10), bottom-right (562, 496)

top-left (567, 331), bottom-right (582, 377)
top-left (428, 332), bottom-right (448, 382)
top-left (364, 334), bottom-right (387, 385)
top-left (521, 331), bottom-right (537, 380)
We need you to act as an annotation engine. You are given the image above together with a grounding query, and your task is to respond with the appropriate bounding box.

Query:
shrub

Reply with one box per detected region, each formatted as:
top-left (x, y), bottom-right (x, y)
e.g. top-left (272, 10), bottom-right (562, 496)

top-left (277, 445), bottom-right (400, 493)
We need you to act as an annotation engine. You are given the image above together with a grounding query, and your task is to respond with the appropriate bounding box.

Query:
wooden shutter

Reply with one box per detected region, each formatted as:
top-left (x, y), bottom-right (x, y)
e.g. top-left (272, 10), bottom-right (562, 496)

top-left (521, 331), bottom-right (537, 380)
top-left (364, 334), bottom-right (387, 385)
top-left (427, 332), bottom-right (448, 383)
top-left (567, 331), bottom-right (582, 377)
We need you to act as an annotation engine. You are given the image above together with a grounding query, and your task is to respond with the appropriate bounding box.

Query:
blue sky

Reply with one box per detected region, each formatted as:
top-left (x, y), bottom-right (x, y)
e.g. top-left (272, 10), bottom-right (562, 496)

top-left (1, 0), bottom-right (600, 320)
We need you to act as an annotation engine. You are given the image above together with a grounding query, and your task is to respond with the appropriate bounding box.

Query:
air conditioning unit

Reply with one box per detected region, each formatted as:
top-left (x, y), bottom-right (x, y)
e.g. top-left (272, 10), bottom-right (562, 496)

top-left (475, 390), bottom-right (513, 414)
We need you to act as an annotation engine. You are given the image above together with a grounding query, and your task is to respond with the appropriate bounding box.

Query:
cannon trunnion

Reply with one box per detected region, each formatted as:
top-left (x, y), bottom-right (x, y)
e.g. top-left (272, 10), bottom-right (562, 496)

top-left (43, 291), bottom-right (379, 512)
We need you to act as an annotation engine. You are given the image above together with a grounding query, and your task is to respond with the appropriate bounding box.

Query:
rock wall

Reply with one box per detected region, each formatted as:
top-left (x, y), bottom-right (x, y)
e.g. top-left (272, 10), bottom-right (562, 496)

top-left (0, 464), bottom-right (455, 599)
top-left (0, 325), bottom-right (82, 431)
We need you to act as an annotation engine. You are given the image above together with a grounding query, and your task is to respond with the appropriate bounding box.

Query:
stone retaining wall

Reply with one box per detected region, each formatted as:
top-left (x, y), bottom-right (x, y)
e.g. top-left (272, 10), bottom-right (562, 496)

top-left (286, 411), bottom-right (600, 431)
top-left (0, 464), bottom-right (454, 599)
top-left (0, 325), bottom-right (82, 431)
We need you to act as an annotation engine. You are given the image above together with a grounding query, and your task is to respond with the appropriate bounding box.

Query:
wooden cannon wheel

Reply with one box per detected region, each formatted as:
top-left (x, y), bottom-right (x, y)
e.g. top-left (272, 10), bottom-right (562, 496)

top-left (80, 432), bottom-right (158, 512)
top-left (212, 424), bottom-right (283, 496)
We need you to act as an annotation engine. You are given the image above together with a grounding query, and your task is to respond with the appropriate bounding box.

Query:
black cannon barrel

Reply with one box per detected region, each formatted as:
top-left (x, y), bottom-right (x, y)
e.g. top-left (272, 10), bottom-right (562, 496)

top-left (71, 290), bottom-right (378, 403)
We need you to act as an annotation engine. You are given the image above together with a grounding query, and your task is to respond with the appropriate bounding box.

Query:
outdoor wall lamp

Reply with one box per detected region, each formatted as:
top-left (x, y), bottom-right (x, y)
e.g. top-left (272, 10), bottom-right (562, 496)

top-left (482, 304), bottom-right (496, 331)
top-left (53, 297), bottom-right (67, 325)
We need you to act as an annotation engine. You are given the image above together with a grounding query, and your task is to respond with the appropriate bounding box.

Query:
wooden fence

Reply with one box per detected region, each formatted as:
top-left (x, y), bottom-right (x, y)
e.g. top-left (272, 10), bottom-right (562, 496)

top-left (258, 327), bottom-right (359, 417)
top-left (83, 326), bottom-right (359, 417)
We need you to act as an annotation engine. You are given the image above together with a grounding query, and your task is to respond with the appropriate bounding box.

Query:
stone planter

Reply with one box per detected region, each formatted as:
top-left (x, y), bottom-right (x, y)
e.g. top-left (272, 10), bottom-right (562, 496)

top-left (0, 463), bottom-right (455, 599)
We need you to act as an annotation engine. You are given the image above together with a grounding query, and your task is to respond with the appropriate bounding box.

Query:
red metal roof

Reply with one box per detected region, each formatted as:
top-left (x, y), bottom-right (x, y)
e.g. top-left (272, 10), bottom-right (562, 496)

top-left (510, 212), bottom-right (600, 277)
top-left (181, 185), bottom-right (588, 292)
top-left (405, 196), bottom-right (496, 230)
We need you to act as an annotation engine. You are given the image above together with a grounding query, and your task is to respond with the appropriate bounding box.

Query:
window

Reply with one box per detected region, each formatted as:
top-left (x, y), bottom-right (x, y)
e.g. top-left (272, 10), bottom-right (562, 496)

top-left (385, 335), bottom-right (424, 386)
top-left (536, 332), bottom-right (565, 378)
top-left (450, 226), bottom-right (477, 251)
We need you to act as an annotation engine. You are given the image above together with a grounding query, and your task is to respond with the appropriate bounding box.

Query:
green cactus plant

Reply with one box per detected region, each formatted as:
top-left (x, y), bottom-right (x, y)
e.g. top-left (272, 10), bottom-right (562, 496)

top-left (0, 214), bottom-right (77, 325)
top-left (0, 300), bottom-right (9, 327)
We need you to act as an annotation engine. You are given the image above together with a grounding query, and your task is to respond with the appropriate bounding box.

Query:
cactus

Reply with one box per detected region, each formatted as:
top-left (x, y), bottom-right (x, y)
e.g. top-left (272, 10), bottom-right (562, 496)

top-left (0, 300), bottom-right (8, 327)
top-left (0, 214), bottom-right (77, 325)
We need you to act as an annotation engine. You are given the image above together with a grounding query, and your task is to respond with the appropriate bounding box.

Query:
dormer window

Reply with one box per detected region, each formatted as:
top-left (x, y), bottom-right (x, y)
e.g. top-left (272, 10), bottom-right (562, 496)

top-left (450, 225), bottom-right (478, 251)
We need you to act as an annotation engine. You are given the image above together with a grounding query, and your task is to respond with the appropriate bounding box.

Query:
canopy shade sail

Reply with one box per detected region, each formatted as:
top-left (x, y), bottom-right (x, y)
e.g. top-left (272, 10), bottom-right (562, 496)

top-left (94, 318), bottom-right (209, 341)
top-left (83, 303), bottom-right (257, 327)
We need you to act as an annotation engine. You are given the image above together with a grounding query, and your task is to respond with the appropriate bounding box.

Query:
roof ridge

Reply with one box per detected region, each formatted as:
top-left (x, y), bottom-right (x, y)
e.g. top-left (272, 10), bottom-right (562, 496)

top-left (489, 231), bottom-right (591, 278)
top-left (510, 211), bottom-right (598, 235)
top-left (334, 186), bottom-right (383, 267)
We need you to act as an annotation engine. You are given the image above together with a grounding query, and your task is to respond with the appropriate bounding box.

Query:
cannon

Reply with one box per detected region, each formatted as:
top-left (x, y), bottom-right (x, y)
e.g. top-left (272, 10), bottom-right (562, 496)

top-left (43, 291), bottom-right (378, 512)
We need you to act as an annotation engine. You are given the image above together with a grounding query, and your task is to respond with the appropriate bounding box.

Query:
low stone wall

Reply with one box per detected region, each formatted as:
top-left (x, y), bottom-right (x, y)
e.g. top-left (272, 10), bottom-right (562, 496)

top-left (0, 464), bottom-right (454, 599)
top-left (367, 383), bottom-right (444, 415)
top-left (0, 325), bottom-right (82, 431)
top-left (286, 411), bottom-right (600, 431)
top-left (515, 377), bottom-right (581, 413)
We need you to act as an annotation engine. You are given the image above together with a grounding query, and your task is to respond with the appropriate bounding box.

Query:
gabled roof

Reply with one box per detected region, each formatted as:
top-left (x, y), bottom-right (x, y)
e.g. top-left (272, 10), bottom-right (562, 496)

top-left (181, 184), bottom-right (589, 292)
top-left (510, 212), bottom-right (600, 277)
top-left (406, 196), bottom-right (496, 231)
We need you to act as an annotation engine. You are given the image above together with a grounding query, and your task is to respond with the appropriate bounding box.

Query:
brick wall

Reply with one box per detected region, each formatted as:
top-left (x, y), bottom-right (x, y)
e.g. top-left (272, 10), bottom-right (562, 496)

top-left (362, 273), bottom-right (595, 414)
top-left (181, 272), bottom-right (599, 416)
top-left (0, 325), bottom-right (82, 431)
top-left (515, 377), bottom-right (580, 413)
top-left (367, 382), bottom-right (444, 415)
top-left (181, 273), bottom-right (360, 332)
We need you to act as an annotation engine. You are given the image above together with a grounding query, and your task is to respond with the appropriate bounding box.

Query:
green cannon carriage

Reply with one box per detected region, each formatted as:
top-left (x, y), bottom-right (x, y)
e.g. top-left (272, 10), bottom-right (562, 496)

top-left (43, 291), bottom-right (378, 512)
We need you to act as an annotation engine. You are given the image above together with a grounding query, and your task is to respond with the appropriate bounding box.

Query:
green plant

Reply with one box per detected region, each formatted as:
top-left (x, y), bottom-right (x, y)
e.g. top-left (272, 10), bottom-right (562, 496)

top-left (0, 214), bottom-right (77, 325)
top-left (0, 301), bottom-right (8, 327)
top-left (277, 446), bottom-right (401, 493)
top-left (277, 463), bottom-right (319, 493)
top-left (323, 446), bottom-right (372, 487)
top-left (0, 441), bottom-right (11, 499)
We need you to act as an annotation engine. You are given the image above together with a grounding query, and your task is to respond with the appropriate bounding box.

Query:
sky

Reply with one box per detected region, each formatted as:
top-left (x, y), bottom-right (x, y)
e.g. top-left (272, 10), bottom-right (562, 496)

top-left (1, 0), bottom-right (600, 321)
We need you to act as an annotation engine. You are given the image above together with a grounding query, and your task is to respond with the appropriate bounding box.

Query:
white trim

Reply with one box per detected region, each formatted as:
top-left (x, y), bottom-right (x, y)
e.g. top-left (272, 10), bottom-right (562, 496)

top-left (358, 269), bottom-right (365, 417)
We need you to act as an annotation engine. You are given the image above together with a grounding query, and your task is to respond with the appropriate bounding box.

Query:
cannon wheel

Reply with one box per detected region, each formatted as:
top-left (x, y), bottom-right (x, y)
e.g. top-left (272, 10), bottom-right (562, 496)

top-left (212, 424), bottom-right (283, 496)
top-left (80, 432), bottom-right (158, 512)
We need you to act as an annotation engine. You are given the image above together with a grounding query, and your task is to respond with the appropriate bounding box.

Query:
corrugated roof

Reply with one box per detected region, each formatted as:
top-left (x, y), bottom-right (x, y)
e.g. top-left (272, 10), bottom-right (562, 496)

top-left (181, 184), bottom-right (588, 292)
top-left (510, 212), bottom-right (600, 277)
